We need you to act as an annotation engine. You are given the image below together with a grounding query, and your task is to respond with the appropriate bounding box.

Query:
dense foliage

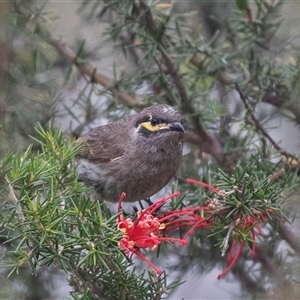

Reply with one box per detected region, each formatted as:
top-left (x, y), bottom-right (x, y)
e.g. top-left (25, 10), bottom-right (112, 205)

top-left (1, 1), bottom-right (300, 299)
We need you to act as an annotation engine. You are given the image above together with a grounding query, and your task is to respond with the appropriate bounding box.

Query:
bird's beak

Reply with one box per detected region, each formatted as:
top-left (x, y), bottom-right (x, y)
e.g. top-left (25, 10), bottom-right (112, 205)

top-left (164, 121), bottom-right (185, 133)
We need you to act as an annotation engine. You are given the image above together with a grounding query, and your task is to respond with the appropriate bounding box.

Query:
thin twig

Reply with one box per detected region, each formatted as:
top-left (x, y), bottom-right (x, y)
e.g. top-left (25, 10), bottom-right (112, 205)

top-left (235, 83), bottom-right (286, 155)
top-left (220, 221), bottom-right (235, 256)
top-left (136, 1), bottom-right (230, 166)
top-left (235, 84), bottom-right (300, 180)
top-left (5, 175), bottom-right (25, 222)
top-left (263, 94), bottom-right (300, 122)
top-left (69, 261), bottom-right (105, 297)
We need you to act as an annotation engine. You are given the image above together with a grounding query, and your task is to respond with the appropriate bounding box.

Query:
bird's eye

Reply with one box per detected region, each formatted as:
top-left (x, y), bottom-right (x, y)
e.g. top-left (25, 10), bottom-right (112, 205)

top-left (150, 118), bottom-right (159, 126)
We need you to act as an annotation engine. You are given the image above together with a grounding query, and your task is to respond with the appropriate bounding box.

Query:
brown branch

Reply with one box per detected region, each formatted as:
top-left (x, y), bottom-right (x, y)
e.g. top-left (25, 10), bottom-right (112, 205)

top-left (184, 130), bottom-right (226, 164)
top-left (255, 246), bottom-right (293, 290)
top-left (138, 2), bottom-right (192, 114)
top-left (236, 84), bottom-right (300, 179)
top-left (190, 53), bottom-right (300, 123)
top-left (263, 94), bottom-right (300, 121)
top-left (15, 0), bottom-right (233, 167)
top-left (278, 223), bottom-right (300, 254)
top-left (49, 41), bottom-right (143, 107)
top-left (268, 168), bottom-right (286, 182)
top-left (136, 1), bottom-right (231, 166)
top-left (14, 1), bottom-right (143, 108)
top-left (236, 83), bottom-right (287, 155)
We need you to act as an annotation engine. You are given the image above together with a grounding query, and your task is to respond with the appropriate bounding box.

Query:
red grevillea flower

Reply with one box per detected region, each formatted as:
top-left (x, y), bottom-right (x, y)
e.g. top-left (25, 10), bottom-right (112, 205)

top-left (217, 240), bottom-right (245, 280)
top-left (217, 215), bottom-right (265, 280)
top-left (118, 178), bottom-right (278, 277)
top-left (117, 192), bottom-right (187, 274)
top-left (217, 208), bottom-right (281, 279)
top-left (186, 177), bottom-right (282, 279)
top-left (117, 191), bottom-right (213, 274)
top-left (186, 178), bottom-right (220, 193)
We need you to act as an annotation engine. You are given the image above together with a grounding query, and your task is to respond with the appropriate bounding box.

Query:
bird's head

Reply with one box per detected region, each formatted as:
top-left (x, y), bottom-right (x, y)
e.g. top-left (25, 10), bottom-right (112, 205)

top-left (134, 104), bottom-right (185, 142)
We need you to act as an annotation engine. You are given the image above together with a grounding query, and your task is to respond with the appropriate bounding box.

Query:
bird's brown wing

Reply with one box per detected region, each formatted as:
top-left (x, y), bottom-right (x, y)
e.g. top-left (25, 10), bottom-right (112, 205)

top-left (76, 117), bottom-right (133, 163)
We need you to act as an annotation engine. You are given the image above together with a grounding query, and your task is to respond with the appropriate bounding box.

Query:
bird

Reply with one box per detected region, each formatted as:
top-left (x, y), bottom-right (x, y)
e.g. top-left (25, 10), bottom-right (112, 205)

top-left (76, 104), bottom-right (185, 202)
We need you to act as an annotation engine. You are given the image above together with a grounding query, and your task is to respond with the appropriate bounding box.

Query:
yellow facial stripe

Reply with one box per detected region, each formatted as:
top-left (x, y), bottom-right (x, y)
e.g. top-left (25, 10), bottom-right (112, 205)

top-left (140, 121), bottom-right (167, 132)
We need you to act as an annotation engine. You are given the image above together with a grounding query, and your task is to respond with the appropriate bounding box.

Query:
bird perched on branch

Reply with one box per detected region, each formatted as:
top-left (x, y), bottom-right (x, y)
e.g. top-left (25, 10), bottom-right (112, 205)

top-left (76, 104), bottom-right (185, 202)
